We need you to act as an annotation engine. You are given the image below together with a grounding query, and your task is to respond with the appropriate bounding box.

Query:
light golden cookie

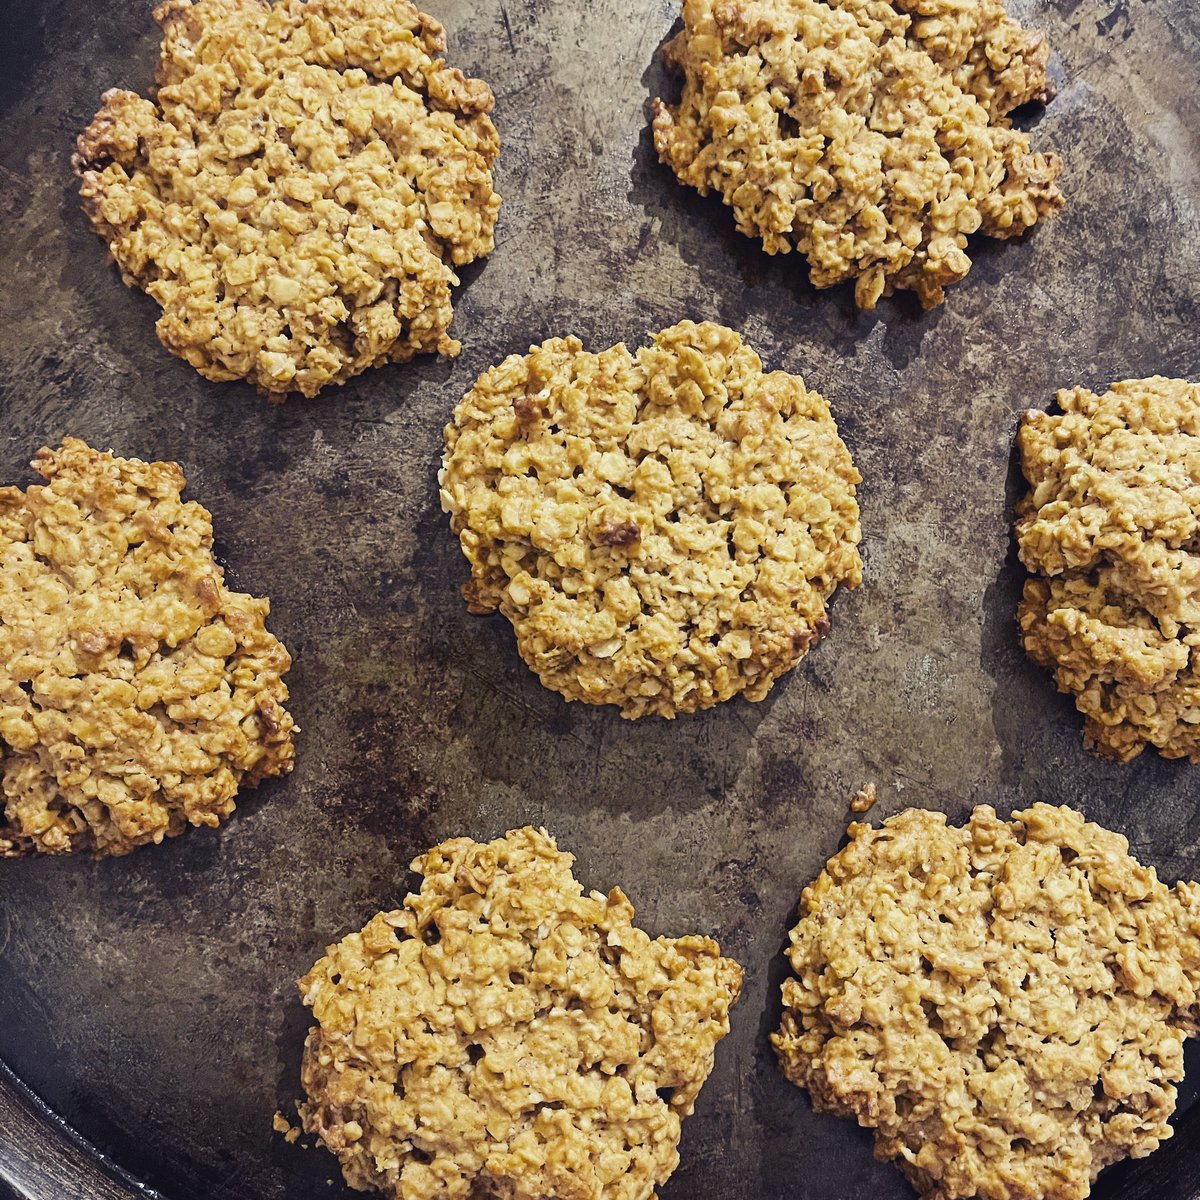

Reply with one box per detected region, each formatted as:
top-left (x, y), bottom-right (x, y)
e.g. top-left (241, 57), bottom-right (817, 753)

top-left (653, 0), bottom-right (1064, 309)
top-left (0, 439), bottom-right (295, 857)
top-left (773, 802), bottom-right (1200, 1200)
top-left (439, 320), bottom-right (862, 718)
top-left (74, 0), bottom-right (501, 399)
top-left (297, 827), bottom-right (743, 1200)
top-left (1016, 376), bottom-right (1200, 761)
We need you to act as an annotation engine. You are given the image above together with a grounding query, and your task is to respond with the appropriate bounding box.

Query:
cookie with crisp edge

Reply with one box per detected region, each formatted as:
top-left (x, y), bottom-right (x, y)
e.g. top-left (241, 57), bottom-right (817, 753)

top-left (297, 826), bottom-right (743, 1200)
top-left (0, 438), bottom-right (295, 857)
top-left (653, 0), bottom-right (1063, 309)
top-left (1015, 376), bottom-right (1200, 762)
top-left (773, 801), bottom-right (1200, 1200)
top-left (73, 0), bottom-right (501, 399)
top-left (439, 320), bottom-right (862, 718)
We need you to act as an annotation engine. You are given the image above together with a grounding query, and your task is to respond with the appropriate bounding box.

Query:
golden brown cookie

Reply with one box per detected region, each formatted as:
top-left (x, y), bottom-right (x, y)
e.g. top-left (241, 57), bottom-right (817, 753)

top-left (73, 0), bottom-right (501, 399)
top-left (653, 0), bottom-right (1064, 309)
top-left (439, 320), bottom-right (862, 718)
top-left (0, 439), bottom-right (295, 857)
top-left (297, 826), bottom-right (743, 1200)
top-left (1015, 376), bottom-right (1200, 761)
top-left (773, 802), bottom-right (1200, 1200)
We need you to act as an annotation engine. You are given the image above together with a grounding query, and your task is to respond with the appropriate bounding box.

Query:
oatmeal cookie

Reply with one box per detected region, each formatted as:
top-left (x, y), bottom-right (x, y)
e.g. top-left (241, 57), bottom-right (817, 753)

top-left (1015, 377), bottom-right (1200, 761)
top-left (297, 826), bottom-right (743, 1200)
top-left (73, 0), bottom-right (501, 399)
top-left (439, 320), bottom-right (862, 718)
top-left (772, 802), bottom-right (1200, 1200)
top-left (652, 0), bottom-right (1064, 309)
top-left (0, 439), bottom-right (295, 857)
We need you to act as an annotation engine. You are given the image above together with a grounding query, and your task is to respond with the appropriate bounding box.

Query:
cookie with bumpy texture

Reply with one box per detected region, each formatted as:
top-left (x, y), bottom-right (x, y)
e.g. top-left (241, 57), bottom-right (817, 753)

top-left (653, 0), bottom-right (1064, 309)
top-left (0, 439), bottom-right (295, 857)
top-left (772, 802), bottom-right (1200, 1200)
top-left (74, 0), bottom-right (500, 399)
top-left (439, 320), bottom-right (862, 718)
top-left (297, 826), bottom-right (743, 1200)
top-left (1016, 377), bottom-right (1200, 762)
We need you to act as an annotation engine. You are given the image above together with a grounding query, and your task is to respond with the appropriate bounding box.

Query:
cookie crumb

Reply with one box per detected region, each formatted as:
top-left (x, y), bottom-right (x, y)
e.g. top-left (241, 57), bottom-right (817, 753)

top-left (273, 1112), bottom-right (301, 1144)
top-left (849, 783), bottom-right (876, 813)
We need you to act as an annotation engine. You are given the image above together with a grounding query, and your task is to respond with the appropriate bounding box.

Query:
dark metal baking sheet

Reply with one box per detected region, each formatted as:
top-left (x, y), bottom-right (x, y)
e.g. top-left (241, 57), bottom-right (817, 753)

top-left (1, 0), bottom-right (1198, 1197)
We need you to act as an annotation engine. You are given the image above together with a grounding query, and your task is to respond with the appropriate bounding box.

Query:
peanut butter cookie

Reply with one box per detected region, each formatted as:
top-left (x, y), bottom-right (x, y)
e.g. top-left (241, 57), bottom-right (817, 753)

top-left (0, 439), bottom-right (295, 856)
top-left (74, 0), bottom-right (501, 399)
top-left (653, 0), bottom-right (1064, 309)
top-left (773, 802), bottom-right (1200, 1200)
top-left (298, 826), bottom-right (743, 1200)
top-left (1016, 376), bottom-right (1200, 761)
top-left (439, 320), bottom-right (862, 718)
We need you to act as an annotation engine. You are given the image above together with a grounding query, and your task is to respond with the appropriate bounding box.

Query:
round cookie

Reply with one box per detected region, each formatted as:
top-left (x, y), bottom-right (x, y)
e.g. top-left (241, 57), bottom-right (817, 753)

top-left (1015, 376), bottom-right (1200, 761)
top-left (772, 802), bottom-right (1200, 1200)
top-left (652, 0), bottom-right (1064, 309)
top-left (73, 0), bottom-right (501, 399)
top-left (297, 826), bottom-right (743, 1200)
top-left (439, 320), bottom-right (862, 718)
top-left (0, 439), bottom-right (295, 857)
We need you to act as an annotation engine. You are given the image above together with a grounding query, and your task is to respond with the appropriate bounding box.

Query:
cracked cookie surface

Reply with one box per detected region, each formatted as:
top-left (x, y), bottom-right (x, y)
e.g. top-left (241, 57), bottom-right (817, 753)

top-left (1016, 376), bottom-right (1200, 761)
top-left (653, 0), bottom-right (1064, 309)
top-left (439, 320), bottom-right (862, 718)
top-left (74, 0), bottom-right (501, 399)
top-left (772, 802), bottom-right (1200, 1200)
top-left (298, 826), bottom-right (743, 1200)
top-left (0, 439), bottom-right (295, 857)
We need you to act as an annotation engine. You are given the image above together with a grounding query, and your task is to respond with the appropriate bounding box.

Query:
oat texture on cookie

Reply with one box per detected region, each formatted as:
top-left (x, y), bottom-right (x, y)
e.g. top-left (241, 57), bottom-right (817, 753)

top-left (439, 320), bottom-right (863, 718)
top-left (1016, 377), bottom-right (1200, 762)
top-left (73, 0), bottom-right (501, 399)
top-left (653, 0), bottom-right (1064, 309)
top-left (0, 439), bottom-right (295, 857)
top-left (772, 802), bottom-right (1200, 1200)
top-left (297, 827), bottom-right (743, 1200)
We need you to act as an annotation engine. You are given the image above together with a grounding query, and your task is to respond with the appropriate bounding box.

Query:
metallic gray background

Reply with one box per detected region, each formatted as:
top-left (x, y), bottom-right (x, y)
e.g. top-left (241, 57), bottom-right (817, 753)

top-left (0, 0), bottom-right (1197, 1197)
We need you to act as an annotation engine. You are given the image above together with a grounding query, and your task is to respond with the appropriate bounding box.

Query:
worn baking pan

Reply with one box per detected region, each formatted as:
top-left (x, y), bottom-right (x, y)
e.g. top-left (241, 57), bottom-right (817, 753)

top-left (1, 0), bottom-right (1198, 1197)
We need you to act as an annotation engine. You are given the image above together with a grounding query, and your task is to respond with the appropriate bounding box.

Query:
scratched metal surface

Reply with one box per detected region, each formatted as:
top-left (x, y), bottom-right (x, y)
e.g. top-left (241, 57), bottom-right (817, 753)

top-left (0, 0), bottom-right (1198, 1198)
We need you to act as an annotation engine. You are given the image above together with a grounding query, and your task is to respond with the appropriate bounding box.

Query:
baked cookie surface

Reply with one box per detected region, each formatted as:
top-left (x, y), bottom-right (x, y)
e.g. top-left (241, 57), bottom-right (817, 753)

top-left (297, 826), bottom-right (743, 1200)
top-left (74, 0), bottom-right (501, 399)
top-left (439, 320), bottom-right (862, 718)
top-left (0, 439), bottom-right (295, 857)
top-left (1016, 377), bottom-right (1200, 761)
top-left (653, 0), bottom-right (1064, 309)
top-left (772, 802), bottom-right (1200, 1200)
